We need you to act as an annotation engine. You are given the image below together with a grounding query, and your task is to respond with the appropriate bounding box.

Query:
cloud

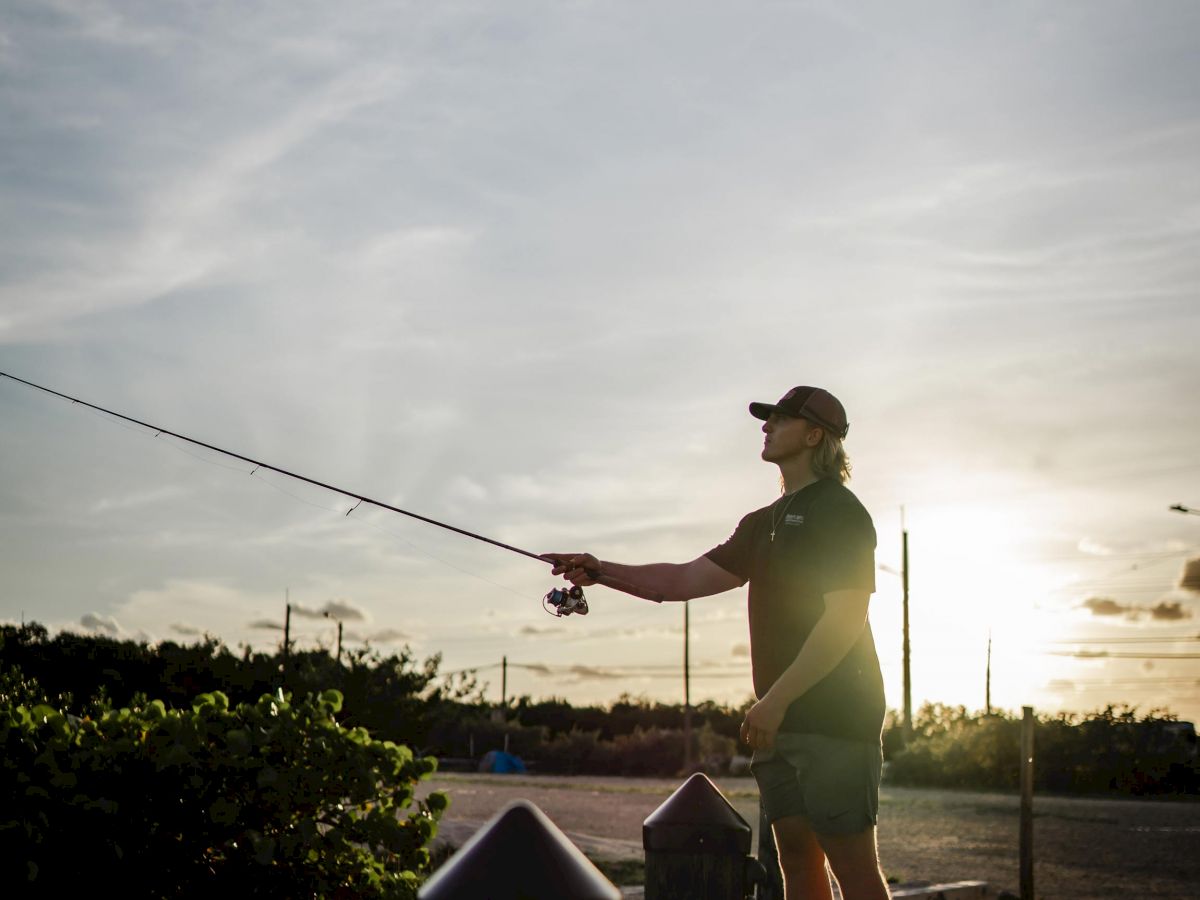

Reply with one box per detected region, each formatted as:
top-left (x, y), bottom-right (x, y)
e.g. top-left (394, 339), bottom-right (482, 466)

top-left (1081, 597), bottom-right (1131, 617)
top-left (569, 665), bottom-right (623, 680)
top-left (361, 628), bottom-right (408, 644)
top-left (289, 599), bottom-right (368, 621)
top-left (731, 643), bottom-right (750, 658)
top-left (1079, 596), bottom-right (1192, 621)
top-left (248, 619), bottom-right (282, 631)
top-left (519, 625), bottom-right (563, 635)
top-left (1150, 601), bottom-right (1190, 621)
top-left (90, 486), bottom-right (187, 515)
top-left (511, 662), bottom-right (552, 676)
top-left (170, 623), bottom-right (203, 636)
top-left (1077, 539), bottom-right (1115, 556)
top-left (80, 613), bottom-right (120, 635)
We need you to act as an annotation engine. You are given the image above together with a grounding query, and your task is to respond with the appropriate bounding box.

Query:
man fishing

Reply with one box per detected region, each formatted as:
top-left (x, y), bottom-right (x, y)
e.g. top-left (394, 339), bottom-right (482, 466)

top-left (548, 385), bottom-right (891, 900)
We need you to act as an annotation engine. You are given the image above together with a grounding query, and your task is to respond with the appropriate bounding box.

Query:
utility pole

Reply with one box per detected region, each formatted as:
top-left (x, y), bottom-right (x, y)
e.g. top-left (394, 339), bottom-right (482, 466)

top-left (282, 588), bottom-right (292, 688)
top-left (684, 602), bottom-right (693, 770)
top-left (501, 655), bottom-right (508, 707)
top-left (902, 510), bottom-right (912, 740)
top-left (324, 611), bottom-right (344, 664)
top-left (986, 629), bottom-right (992, 716)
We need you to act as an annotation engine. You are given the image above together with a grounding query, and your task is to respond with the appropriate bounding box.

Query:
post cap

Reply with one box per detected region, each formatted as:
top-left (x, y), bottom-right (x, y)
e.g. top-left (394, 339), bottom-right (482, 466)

top-left (642, 772), bottom-right (752, 854)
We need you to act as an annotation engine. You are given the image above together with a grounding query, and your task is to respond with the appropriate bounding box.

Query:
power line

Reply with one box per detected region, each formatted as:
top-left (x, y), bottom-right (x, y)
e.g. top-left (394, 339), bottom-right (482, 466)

top-left (1047, 651), bottom-right (1200, 660)
top-left (1048, 677), bottom-right (1200, 686)
top-left (1043, 635), bottom-right (1200, 645)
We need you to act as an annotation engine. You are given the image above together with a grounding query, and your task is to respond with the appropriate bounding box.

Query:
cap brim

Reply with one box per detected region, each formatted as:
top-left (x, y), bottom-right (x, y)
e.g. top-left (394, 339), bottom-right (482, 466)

top-left (748, 402), bottom-right (776, 421)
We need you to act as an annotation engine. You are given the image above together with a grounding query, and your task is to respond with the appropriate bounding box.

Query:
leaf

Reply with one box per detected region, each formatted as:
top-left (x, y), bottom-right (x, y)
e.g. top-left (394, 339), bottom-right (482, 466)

top-left (225, 729), bottom-right (252, 756)
top-left (209, 797), bottom-right (241, 826)
top-left (253, 835), bottom-right (276, 866)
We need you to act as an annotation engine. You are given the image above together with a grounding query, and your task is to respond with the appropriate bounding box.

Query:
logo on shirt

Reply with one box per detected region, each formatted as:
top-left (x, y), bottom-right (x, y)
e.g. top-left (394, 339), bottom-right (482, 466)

top-left (784, 514), bottom-right (805, 526)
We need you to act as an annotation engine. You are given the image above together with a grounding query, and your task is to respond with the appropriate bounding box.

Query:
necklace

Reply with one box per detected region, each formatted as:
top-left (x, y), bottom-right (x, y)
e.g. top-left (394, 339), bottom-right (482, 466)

top-left (770, 491), bottom-right (800, 542)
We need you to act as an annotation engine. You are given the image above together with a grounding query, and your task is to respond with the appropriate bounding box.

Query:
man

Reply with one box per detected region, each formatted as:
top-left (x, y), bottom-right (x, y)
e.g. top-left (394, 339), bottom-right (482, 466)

top-left (548, 386), bottom-right (890, 900)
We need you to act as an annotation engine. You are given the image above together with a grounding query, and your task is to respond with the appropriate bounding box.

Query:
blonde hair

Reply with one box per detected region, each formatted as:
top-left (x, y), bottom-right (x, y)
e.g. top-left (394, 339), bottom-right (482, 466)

top-left (811, 426), bottom-right (852, 483)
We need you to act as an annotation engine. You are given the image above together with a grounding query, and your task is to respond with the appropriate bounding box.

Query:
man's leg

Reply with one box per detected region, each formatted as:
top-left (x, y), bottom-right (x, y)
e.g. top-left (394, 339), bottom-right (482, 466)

top-left (773, 814), bottom-right (835, 900)
top-left (817, 826), bottom-right (890, 900)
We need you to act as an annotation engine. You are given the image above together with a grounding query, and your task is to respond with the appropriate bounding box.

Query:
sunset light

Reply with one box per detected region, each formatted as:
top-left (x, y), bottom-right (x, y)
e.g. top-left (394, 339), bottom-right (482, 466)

top-left (2, 2), bottom-right (1197, 734)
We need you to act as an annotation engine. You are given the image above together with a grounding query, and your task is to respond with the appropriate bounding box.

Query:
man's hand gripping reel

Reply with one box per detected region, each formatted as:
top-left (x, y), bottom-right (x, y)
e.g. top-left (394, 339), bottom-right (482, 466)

top-left (541, 557), bottom-right (665, 617)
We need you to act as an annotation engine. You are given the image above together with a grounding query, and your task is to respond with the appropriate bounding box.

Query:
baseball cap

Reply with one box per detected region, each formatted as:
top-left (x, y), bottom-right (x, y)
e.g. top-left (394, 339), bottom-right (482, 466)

top-left (749, 386), bottom-right (849, 439)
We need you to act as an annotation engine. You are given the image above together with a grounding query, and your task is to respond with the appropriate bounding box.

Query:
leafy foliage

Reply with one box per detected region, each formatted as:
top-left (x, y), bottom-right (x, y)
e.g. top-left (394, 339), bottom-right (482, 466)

top-left (0, 622), bottom-right (480, 751)
top-left (884, 702), bottom-right (1199, 795)
top-left (1, 687), bottom-right (446, 896)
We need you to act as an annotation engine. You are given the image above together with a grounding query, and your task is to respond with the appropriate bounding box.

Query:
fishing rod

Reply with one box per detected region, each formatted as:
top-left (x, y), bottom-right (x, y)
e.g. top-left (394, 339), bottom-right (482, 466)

top-left (0, 371), bottom-right (665, 611)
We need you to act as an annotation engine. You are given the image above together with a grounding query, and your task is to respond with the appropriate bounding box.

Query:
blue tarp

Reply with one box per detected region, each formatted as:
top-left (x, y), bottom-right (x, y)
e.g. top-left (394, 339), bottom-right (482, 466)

top-left (479, 750), bottom-right (527, 773)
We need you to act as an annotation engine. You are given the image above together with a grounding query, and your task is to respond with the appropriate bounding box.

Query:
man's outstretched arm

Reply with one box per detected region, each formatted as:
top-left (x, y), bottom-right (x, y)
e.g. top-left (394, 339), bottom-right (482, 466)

top-left (544, 553), bottom-right (744, 603)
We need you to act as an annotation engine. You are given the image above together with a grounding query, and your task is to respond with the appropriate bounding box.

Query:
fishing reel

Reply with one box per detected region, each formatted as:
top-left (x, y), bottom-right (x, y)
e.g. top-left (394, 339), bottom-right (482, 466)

top-left (543, 585), bottom-right (589, 617)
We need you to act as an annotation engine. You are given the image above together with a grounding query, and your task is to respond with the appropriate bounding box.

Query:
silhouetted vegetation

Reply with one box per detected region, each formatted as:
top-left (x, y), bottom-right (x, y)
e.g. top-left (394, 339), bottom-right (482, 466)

top-left (3, 623), bottom-right (1196, 794)
top-left (1, 673), bottom-right (444, 896)
top-left (885, 702), bottom-right (1198, 796)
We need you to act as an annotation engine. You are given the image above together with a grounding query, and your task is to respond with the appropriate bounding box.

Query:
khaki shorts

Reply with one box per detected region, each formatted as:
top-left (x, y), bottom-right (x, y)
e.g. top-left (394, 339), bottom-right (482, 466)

top-left (751, 732), bottom-right (883, 835)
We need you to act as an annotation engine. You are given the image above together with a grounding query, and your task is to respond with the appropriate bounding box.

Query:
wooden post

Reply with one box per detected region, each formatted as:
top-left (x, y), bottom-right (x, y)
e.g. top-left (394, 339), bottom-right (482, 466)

top-left (502, 655), bottom-right (507, 707)
top-left (902, 524), bottom-right (912, 739)
top-left (684, 603), bottom-right (693, 769)
top-left (985, 630), bottom-right (992, 716)
top-left (1020, 706), bottom-right (1035, 900)
top-left (643, 773), bottom-right (755, 900)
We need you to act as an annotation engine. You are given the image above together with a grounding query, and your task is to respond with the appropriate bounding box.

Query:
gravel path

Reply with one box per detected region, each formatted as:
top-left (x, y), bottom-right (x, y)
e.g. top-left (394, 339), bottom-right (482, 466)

top-left (417, 773), bottom-right (1200, 898)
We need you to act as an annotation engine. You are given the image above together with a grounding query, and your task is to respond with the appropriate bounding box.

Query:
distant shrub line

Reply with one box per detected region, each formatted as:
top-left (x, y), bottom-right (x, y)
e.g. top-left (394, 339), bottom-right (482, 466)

top-left (883, 702), bottom-right (1198, 796)
top-left (3, 623), bottom-right (1196, 798)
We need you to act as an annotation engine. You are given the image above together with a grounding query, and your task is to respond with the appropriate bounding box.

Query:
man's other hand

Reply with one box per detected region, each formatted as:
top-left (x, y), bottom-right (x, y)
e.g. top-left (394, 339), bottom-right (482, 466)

top-left (740, 696), bottom-right (787, 752)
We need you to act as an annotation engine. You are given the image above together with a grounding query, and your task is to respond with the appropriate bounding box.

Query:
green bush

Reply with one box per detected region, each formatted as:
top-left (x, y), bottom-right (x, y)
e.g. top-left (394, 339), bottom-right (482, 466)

top-left (1, 688), bottom-right (446, 897)
top-left (885, 702), bottom-right (1199, 795)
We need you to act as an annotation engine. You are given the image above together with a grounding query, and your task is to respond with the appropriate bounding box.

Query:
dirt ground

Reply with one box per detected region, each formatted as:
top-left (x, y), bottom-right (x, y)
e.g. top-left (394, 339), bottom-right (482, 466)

top-left (416, 773), bottom-right (1200, 898)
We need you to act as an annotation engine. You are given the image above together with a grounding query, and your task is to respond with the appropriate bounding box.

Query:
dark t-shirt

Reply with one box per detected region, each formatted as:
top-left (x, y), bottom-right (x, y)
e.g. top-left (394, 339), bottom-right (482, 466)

top-left (705, 478), bottom-right (886, 741)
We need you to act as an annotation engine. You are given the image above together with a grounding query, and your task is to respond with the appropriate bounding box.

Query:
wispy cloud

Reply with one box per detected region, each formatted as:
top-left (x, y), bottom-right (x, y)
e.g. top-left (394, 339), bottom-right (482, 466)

top-left (4, 1), bottom-right (1200, 723)
top-left (289, 598), bottom-right (368, 621)
top-left (80, 612), bottom-right (120, 635)
top-left (1079, 597), bottom-right (1194, 622)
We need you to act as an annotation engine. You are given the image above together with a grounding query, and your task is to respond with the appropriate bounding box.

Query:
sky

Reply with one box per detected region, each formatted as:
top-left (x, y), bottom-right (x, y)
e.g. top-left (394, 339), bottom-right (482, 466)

top-left (2, 0), bottom-right (1198, 725)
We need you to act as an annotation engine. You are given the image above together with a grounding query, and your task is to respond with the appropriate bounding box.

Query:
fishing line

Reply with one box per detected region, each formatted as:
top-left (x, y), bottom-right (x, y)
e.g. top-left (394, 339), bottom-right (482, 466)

top-left (81, 393), bottom-right (531, 598)
top-left (1, 371), bottom-right (665, 607)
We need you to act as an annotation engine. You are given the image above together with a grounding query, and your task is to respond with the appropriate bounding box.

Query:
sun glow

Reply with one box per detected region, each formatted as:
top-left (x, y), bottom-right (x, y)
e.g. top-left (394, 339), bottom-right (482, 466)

top-left (897, 504), bottom-right (1069, 713)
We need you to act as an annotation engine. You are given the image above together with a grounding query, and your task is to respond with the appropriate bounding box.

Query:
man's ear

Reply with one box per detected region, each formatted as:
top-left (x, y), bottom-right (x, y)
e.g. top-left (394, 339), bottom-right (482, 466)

top-left (807, 425), bottom-right (824, 447)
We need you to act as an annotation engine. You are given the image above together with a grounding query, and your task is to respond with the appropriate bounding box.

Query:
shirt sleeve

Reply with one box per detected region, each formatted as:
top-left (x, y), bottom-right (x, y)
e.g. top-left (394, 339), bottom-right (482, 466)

top-left (814, 497), bottom-right (877, 595)
top-left (703, 512), bottom-right (755, 584)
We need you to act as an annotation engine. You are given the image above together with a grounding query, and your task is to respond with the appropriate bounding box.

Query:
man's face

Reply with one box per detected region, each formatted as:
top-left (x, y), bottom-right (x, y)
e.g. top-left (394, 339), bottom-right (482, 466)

top-left (760, 412), bottom-right (821, 463)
